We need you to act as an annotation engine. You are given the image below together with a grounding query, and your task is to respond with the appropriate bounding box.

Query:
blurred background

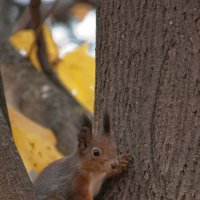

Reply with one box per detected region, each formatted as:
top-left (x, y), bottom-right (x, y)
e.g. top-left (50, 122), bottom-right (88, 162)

top-left (0, 0), bottom-right (96, 180)
top-left (4, 0), bottom-right (96, 55)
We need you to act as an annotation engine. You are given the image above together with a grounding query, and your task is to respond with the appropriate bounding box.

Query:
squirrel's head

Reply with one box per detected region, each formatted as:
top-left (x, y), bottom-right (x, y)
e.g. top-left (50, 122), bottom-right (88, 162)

top-left (77, 113), bottom-right (118, 172)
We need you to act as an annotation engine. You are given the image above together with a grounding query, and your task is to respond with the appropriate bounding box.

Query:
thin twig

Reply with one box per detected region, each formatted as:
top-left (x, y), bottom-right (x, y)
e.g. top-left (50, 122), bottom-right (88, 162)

top-left (30, 0), bottom-right (72, 95)
top-left (27, 0), bottom-right (59, 58)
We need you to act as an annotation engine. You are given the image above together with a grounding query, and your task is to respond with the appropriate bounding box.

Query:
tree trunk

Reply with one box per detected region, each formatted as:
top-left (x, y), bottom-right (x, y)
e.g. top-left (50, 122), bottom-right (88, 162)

top-left (0, 73), bottom-right (11, 129)
top-left (0, 71), bottom-right (35, 200)
top-left (95, 0), bottom-right (200, 199)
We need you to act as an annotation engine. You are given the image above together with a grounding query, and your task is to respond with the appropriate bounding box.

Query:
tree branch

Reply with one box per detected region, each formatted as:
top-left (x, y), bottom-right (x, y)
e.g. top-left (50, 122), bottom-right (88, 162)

top-left (0, 71), bottom-right (36, 200)
top-left (30, 0), bottom-right (71, 95)
top-left (0, 41), bottom-right (88, 155)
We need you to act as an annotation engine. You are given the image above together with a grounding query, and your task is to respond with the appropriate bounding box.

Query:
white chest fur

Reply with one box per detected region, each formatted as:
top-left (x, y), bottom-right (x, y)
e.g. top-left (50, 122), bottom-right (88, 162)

top-left (89, 172), bottom-right (106, 196)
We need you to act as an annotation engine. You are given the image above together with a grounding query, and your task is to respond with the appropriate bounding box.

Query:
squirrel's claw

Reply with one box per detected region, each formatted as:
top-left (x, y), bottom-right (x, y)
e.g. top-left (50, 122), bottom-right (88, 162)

top-left (117, 154), bottom-right (133, 171)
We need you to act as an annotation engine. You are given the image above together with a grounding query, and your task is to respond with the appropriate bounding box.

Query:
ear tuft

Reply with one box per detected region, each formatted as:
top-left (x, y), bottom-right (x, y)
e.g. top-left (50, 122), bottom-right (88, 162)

top-left (78, 114), bottom-right (93, 152)
top-left (78, 128), bottom-right (88, 151)
top-left (103, 112), bottom-right (110, 136)
top-left (82, 114), bottom-right (92, 131)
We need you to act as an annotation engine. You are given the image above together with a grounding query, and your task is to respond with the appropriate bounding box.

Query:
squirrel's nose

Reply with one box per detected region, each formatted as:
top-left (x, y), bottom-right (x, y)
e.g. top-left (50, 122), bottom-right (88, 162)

top-left (111, 161), bottom-right (118, 169)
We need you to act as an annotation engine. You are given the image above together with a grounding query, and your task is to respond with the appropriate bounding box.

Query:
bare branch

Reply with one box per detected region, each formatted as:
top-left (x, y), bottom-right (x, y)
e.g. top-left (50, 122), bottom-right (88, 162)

top-left (30, 0), bottom-right (72, 95)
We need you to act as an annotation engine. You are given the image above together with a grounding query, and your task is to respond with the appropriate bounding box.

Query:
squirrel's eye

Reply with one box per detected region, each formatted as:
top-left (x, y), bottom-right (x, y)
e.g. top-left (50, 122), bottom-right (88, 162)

top-left (92, 148), bottom-right (100, 157)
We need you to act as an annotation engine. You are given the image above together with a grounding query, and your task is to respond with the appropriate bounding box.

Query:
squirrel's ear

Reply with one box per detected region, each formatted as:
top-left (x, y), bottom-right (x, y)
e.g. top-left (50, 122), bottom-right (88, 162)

top-left (103, 112), bottom-right (110, 136)
top-left (78, 115), bottom-right (93, 152)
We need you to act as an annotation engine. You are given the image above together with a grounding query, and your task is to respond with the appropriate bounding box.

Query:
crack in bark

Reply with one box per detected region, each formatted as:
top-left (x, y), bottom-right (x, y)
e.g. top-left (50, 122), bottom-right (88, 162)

top-left (149, 42), bottom-right (170, 197)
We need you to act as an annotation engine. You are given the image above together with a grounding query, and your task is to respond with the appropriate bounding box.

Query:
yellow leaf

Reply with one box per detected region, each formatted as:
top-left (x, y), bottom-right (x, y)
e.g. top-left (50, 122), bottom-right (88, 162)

top-left (9, 106), bottom-right (63, 173)
top-left (56, 44), bottom-right (95, 112)
top-left (9, 25), bottom-right (59, 70)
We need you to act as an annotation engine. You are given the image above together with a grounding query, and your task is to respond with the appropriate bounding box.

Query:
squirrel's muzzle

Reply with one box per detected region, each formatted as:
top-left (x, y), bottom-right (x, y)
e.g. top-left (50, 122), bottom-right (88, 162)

top-left (111, 160), bottom-right (118, 169)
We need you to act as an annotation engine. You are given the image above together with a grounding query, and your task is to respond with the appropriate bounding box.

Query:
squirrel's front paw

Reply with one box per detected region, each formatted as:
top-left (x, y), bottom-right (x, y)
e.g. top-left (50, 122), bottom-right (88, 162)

top-left (118, 154), bottom-right (133, 171)
top-left (106, 155), bottom-right (133, 178)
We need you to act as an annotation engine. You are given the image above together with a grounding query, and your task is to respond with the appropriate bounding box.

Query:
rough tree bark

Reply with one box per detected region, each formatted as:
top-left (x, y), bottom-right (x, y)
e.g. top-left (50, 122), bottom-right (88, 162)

top-left (0, 71), bottom-right (35, 200)
top-left (0, 73), bottom-right (11, 129)
top-left (95, 0), bottom-right (200, 199)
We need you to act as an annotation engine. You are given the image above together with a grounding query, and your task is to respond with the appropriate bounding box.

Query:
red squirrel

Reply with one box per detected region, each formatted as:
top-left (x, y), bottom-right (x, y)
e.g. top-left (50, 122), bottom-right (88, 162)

top-left (34, 113), bottom-right (133, 200)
